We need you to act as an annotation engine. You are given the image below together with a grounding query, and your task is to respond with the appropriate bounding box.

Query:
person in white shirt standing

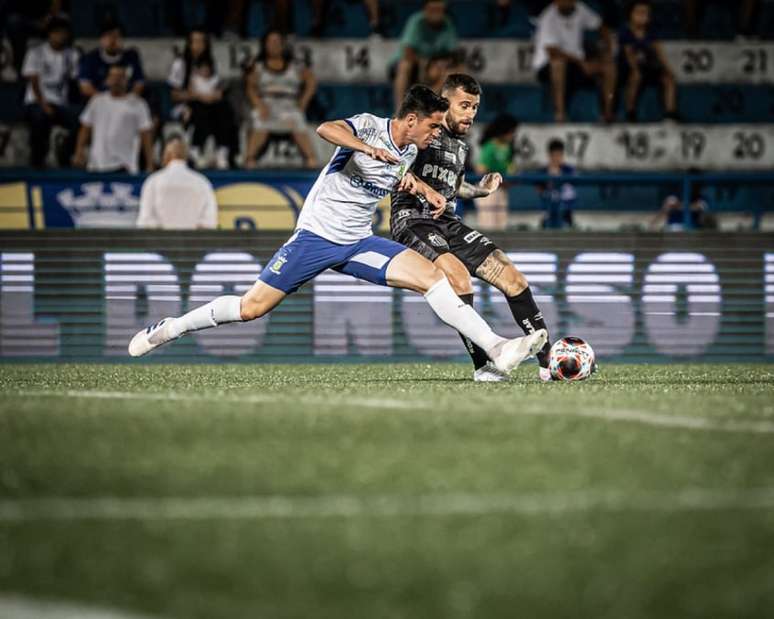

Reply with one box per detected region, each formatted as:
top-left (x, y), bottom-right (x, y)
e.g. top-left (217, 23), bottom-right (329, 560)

top-left (21, 17), bottom-right (79, 168)
top-left (137, 137), bottom-right (218, 229)
top-left (72, 64), bottom-right (154, 174)
top-left (532, 0), bottom-right (616, 123)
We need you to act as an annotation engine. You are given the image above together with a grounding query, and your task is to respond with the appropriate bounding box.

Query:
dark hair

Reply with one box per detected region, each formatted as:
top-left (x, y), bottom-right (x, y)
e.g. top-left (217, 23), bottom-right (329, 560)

top-left (424, 0), bottom-right (445, 5)
top-left (99, 19), bottom-right (124, 36)
top-left (182, 27), bottom-right (215, 89)
top-left (396, 84), bottom-right (450, 119)
top-left (548, 138), bottom-right (565, 153)
top-left (107, 62), bottom-right (128, 72)
top-left (256, 29), bottom-right (293, 66)
top-left (441, 73), bottom-right (482, 97)
top-left (46, 16), bottom-right (71, 35)
top-left (479, 113), bottom-right (518, 145)
top-left (626, 0), bottom-right (651, 18)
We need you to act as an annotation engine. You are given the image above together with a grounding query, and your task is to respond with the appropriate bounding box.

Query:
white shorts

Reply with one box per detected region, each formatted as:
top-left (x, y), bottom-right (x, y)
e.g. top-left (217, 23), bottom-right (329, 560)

top-left (251, 101), bottom-right (306, 132)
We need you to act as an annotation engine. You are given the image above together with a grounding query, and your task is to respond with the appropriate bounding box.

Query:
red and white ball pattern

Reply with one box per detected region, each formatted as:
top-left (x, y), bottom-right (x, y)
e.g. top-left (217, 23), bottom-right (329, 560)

top-left (548, 337), bottom-right (595, 381)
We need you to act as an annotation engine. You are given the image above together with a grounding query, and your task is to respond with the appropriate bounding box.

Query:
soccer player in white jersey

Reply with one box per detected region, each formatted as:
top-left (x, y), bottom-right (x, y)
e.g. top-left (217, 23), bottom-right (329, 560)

top-left (129, 85), bottom-right (547, 373)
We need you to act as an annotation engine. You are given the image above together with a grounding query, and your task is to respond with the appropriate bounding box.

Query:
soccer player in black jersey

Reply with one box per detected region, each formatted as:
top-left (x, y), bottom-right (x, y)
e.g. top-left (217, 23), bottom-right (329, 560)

top-left (390, 73), bottom-right (553, 382)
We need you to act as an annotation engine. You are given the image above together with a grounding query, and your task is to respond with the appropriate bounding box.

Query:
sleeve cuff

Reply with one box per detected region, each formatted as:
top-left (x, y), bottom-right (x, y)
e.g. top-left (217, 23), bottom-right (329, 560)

top-left (344, 119), bottom-right (357, 136)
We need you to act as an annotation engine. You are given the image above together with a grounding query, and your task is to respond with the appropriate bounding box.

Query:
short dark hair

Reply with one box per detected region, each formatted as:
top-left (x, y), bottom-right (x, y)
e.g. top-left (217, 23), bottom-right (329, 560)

top-left (626, 0), bottom-right (651, 18)
top-left (548, 138), bottom-right (565, 153)
top-left (396, 84), bottom-right (449, 119)
top-left (99, 19), bottom-right (124, 36)
top-left (441, 73), bottom-right (482, 97)
top-left (46, 16), bottom-right (71, 35)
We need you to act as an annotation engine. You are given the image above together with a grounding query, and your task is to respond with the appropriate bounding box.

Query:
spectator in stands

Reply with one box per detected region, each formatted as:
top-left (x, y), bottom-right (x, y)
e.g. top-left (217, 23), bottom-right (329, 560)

top-left (137, 136), bottom-right (218, 229)
top-left (619, 0), bottom-right (678, 122)
top-left (78, 20), bottom-right (145, 99)
top-left (533, 0), bottom-right (616, 123)
top-left (21, 16), bottom-right (79, 168)
top-left (391, 0), bottom-right (460, 110)
top-left (72, 64), bottom-right (154, 174)
top-left (474, 114), bottom-right (518, 231)
top-left (243, 30), bottom-right (318, 169)
top-left (309, 0), bottom-right (382, 37)
top-left (168, 27), bottom-right (237, 169)
top-left (537, 139), bottom-right (577, 229)
top-left (651, 190), bottom-right (716, 230)
top-left (1, 0), bottom-right (64, 76)
top-left (683, 0), bottom-right (760, 39)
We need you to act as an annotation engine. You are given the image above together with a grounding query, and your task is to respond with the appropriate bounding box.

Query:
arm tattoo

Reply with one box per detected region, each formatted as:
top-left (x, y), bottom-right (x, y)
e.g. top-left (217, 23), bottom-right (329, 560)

top-left (475, 250), bottom-right (511, 285)
top-left (457, 180), bottom-right (489, 200)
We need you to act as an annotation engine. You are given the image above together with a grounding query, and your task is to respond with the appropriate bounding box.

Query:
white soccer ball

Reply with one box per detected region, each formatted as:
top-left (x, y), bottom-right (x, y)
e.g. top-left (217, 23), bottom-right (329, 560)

top-left (548, 336), bottom-right (596, 381)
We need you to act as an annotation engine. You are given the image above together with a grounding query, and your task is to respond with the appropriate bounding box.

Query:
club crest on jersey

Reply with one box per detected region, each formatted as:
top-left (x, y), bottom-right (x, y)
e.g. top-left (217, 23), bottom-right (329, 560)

top-left (269, 254), bottom-right (288, 274)
top-left (427, 233), bottom-right (449, 248)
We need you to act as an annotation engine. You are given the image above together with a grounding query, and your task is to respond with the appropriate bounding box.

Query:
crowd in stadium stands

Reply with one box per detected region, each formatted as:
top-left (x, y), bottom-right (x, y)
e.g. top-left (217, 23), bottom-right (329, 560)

top-left (4, 0), bottom-right (767, 176)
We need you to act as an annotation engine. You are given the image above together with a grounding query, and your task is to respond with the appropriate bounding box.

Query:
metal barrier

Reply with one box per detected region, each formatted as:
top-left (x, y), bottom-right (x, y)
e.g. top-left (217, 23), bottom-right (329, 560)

top-left (1, 230), bottom-right (772, 363)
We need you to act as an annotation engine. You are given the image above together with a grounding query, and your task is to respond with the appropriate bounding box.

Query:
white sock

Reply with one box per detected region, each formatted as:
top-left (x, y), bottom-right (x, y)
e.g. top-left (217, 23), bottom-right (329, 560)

top-left (168, 295), bottom-right (243, 338)
top-left (424, 277), bottom-right (505, 354)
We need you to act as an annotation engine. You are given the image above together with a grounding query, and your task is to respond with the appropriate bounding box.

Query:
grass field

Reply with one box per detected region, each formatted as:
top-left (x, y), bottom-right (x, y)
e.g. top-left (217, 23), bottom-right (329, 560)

top-left (1, 362), bottom-right (774, 619)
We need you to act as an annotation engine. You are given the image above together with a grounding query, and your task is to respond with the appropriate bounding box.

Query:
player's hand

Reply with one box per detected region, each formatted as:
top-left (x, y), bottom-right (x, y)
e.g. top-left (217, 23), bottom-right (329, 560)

top-left (397, 172), bottom-right (418, 194)
top-left (425, 188), bottom-right (447, 218)
top-left (479, 172), bottom-right (503, 195)
top-left (364, 145), bottom-right (399, 164)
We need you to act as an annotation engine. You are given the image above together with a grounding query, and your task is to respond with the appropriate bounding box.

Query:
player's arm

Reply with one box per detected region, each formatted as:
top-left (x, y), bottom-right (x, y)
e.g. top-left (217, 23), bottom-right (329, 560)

top-left (458, 173), bottom-right (503, 199)
top-left (316, 120), bottom-right (398, 163)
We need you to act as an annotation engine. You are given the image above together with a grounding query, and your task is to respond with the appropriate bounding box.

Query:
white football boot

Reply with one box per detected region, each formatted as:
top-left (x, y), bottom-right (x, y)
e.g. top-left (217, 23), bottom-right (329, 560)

top-left (539, 367), bottom-right (554, 382)
top-left (474, 362), bottom-right (511, 382)
top-left (490, 329), bottom-right (548, 375)
top-left (128, 317), bottom-right (177, 357)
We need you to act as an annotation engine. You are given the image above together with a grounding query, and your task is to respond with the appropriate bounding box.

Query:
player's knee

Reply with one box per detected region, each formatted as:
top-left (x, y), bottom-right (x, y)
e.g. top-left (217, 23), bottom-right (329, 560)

top-left (419, 265), bottom-right (446, 294)
top-left (501, 267), bottom-right (529, 297)
top-left (239, 294), bottom-right (267, 321)
top-left (443, 266), bottom-right (472, 295)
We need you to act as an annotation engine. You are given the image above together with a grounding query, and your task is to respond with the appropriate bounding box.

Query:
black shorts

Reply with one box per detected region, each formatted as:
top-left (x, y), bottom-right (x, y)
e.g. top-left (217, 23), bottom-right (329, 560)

top-left (390, 213), bottom-right (498, 274)
top-left (537, 61), bottom-right (597, 97)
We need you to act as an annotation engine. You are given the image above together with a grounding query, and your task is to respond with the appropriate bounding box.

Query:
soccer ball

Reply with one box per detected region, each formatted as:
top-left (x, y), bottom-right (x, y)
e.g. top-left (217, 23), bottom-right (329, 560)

top-left (548, 336), bottom-right (595, 381)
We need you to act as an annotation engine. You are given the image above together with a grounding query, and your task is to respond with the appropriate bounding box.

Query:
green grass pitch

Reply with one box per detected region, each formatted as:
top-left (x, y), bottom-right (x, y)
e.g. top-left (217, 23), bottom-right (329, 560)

top-left (1, 362), bottom-right (774, 618)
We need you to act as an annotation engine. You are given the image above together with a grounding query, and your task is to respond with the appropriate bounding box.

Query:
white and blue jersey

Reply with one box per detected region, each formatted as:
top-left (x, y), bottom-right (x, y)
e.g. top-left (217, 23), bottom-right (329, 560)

top-left (295, 113), bottom-right (418, 244)
top-left (260, 113), bottom-right (417, 295)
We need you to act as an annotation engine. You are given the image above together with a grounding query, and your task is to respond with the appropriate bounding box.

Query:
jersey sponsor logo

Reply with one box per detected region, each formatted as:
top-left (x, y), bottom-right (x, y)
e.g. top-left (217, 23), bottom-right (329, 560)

top-left (395, 209), bottom-right (412, 220)
top-left (419, 164), bottom-right (458, 189)
top-left (427, 233), bottom-right (449, 248)
top-left (463, 230), bottom-right (493, 246)
top-left (350, 174), bottom-right (391, 198)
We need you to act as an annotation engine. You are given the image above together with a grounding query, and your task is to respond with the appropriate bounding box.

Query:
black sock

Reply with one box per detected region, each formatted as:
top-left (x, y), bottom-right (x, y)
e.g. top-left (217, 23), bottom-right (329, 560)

top-left (459, 293), bottom-right (490, 371)
top-left (506, 287), bottom-right (551, 368)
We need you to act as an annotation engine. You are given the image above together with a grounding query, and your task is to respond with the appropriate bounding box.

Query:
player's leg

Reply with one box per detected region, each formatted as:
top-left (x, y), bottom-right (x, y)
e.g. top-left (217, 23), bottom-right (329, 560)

top-left (443, 219), bottom-right (554, 379)
top-left (391, 216), bottom-right (492, 376)
top-left (336, 236), bottom-right (546, 375)
top-left (128, 230), bottom-right (327, 357)
top-left (433, 253), bottom-right (494, 380)
top-left (474, 249), bottom-right (553, 379)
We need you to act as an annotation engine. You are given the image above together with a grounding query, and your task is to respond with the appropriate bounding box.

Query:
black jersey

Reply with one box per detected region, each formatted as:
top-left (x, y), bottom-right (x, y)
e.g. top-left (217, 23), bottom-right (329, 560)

top-left (390, 124), bottom-right (468, 222)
